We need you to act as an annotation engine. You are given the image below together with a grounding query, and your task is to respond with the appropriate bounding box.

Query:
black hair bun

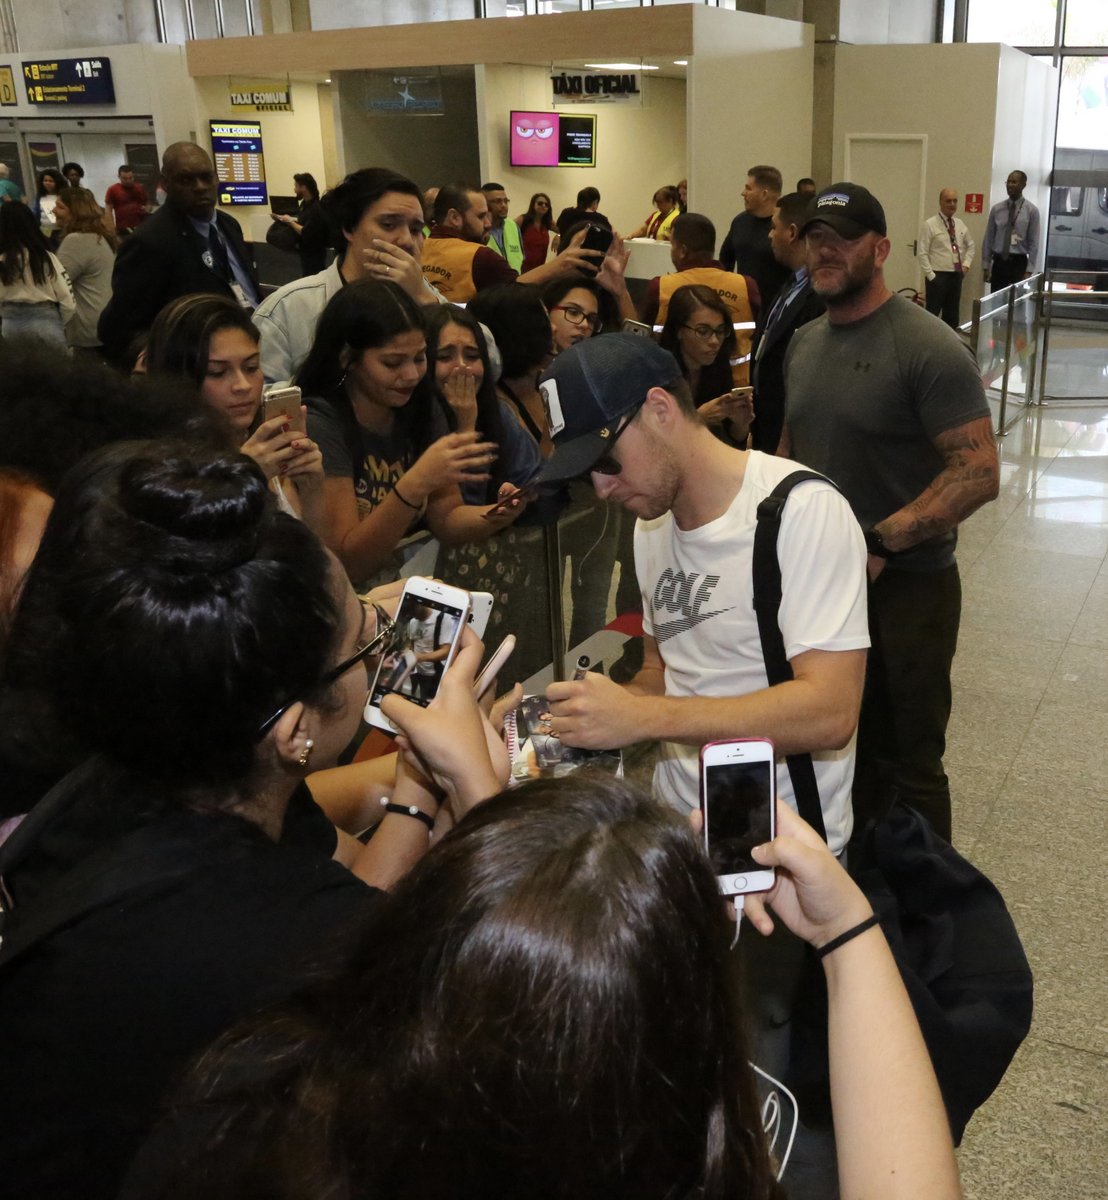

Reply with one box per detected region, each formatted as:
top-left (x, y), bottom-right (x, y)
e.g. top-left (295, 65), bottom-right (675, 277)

top-left (116, 453), bottom-right (272, 574)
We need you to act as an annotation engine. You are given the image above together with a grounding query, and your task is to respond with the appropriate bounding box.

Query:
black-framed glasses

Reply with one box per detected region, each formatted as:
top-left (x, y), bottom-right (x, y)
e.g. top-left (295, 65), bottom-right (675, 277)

top-left (683, 323), bottom-right (729, 342)
top-left (552, 303), bottom-right (602, 334)
top-left (589, 406), bottom-right (642, 477)
top-left (255, 615), bottom-right (396, 738)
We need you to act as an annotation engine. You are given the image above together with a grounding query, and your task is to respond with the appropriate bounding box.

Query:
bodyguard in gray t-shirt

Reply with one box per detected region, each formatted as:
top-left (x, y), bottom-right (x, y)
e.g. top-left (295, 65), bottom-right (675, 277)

top-left (781, 182), bottom-right (999, 844)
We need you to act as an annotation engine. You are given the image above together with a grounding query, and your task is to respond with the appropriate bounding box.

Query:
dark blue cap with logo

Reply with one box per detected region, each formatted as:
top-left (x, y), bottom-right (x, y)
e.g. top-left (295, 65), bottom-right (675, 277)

top-left (799, 182), bottom-right (887, 239)
top-left (537, 333), bottom-right (683, 484)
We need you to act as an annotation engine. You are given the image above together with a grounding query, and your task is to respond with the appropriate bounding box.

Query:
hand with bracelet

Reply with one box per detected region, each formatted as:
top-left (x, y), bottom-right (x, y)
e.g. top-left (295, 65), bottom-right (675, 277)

top-left (381, 635), bottom-right (509, 821)
top-left (743, 801), bottom-right (877, 955)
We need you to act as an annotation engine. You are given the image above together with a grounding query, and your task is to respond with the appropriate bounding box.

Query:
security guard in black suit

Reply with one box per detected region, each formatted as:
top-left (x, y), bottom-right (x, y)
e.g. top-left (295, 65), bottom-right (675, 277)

top-left (98, 142), bottom-right (260, 364)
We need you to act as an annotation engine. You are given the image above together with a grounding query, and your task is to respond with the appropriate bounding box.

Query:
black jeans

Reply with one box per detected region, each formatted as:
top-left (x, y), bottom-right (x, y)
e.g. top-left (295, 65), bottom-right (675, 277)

top-left (924, 271), bottom-right (964, 328)
top-left (852, 563), bottom-right (961, 843)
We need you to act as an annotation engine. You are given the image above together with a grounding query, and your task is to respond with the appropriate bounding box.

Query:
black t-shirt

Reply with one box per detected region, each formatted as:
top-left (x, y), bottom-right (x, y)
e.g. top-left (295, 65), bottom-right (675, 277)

top-left (555, 205), bottom-right (611, 240)
top-left (0, 778), bottom-right (377, 1200)
top-left (721, 211), bottom-right (792, 313)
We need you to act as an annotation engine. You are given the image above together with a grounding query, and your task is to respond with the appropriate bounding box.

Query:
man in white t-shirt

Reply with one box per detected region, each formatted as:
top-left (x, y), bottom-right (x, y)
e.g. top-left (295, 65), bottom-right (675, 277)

top-left (541, 334), bottom-right (869, 858)
top-left (539, 333), bottom-right (869, 1199)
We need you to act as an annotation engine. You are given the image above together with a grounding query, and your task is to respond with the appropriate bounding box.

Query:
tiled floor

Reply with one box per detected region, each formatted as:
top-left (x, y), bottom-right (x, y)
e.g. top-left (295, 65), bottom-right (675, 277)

top-left (948, 379), bottom-right (1108, 1197)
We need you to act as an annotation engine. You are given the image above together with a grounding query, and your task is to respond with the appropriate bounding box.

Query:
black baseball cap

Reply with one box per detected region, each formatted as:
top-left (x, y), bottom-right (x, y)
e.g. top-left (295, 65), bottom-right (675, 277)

top-left (799, 182), bottom-right (887, 239)
top-left (536, 334), bottom-right (683, 484)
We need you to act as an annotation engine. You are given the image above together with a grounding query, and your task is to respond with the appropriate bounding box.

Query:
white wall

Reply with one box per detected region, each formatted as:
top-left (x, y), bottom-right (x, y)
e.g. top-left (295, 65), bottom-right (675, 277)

top-left (832, 43), bottom-right (1058, 305)
top-left (477, 64), bottom-right (686, 236)
top-left (688, 8), bottom-right (813, 251)
top-left (193, 76), bottom-right (330, 244)
top-left (310, 0), bottom-right (507, 29)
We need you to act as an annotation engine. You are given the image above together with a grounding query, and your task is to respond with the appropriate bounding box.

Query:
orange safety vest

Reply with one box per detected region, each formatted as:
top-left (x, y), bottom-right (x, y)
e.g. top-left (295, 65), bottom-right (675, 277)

top-left (421, 236), bottom-right (483, 302)
top-left (656, 266), bottom-right (757, 387)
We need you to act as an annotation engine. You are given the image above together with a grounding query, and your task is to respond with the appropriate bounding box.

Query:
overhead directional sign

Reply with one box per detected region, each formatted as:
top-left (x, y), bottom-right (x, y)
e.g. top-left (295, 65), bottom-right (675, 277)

top-left (22, 57), bottom-right (116, 106)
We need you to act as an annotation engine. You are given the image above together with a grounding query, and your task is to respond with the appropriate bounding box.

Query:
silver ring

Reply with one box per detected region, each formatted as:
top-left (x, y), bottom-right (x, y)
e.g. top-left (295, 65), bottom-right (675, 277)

top-left (385, 265), bottom-right (391, 275)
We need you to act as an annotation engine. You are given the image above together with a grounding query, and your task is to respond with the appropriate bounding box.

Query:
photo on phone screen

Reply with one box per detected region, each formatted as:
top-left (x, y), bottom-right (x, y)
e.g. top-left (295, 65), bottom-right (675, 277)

top-left (366, 585), bottom-right (467, 719)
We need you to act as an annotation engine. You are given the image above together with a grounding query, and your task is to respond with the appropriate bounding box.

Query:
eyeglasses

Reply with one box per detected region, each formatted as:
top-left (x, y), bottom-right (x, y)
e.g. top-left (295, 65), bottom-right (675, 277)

top-left (683, 323), bottom-right (729, 343)
top-left (552, 303), bottom-right (602, 334)
top-left (589, 407), bottom-right (642, 477)
top-left (255, 614), bottom-right (395, 738)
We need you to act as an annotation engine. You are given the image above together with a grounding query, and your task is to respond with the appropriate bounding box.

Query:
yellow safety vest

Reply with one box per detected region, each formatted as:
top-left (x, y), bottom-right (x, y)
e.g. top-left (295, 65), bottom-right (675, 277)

top-left (487, 219), bottom-right (524, 272)
top-left (422, 237), bottom-right (483, 302)
top-left (656, 266), bottom-right (757, 387)
top-left (645, 208), bottom-right (679, 241)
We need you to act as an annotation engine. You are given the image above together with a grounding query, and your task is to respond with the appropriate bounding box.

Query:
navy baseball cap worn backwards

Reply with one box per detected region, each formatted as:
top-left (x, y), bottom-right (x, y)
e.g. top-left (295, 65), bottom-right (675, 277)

top-left (537, 333), bottom-right (682, 484)
top-left (800, 182), bottom-right (887, 239)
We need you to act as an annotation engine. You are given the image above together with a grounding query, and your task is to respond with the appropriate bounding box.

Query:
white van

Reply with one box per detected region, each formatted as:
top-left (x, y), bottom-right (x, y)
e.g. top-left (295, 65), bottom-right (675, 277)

top-left (1049, 148), bottom-right (1108, 273)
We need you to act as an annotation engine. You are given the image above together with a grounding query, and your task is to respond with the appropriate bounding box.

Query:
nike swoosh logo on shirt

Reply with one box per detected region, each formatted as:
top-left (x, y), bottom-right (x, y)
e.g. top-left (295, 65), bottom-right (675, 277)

top-left (653, 607), bottom-right (735, 642)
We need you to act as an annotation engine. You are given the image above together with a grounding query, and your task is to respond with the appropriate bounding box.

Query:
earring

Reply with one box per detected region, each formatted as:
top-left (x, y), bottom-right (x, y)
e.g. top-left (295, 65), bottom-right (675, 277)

top-left (297, 738), bottom-right (314, 768)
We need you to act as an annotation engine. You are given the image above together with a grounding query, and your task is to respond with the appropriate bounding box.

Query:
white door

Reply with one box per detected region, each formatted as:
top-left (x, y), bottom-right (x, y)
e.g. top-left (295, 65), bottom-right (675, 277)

top-left (844, 135), bottom-right (927, 294)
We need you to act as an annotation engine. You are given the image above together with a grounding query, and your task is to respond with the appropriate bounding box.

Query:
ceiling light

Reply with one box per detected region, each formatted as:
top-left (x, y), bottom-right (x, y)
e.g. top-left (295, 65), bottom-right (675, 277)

top-left (673, 60), bottom-right (688, 66)
top-left (583, 62), bottom-right (660, 71)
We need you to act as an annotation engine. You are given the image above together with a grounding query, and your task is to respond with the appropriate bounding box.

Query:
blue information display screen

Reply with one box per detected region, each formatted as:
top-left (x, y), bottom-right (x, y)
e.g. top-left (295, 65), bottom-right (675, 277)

top-left (23, 57), bottom-right (115, 106)
top-left (209, 120), bottom-right (268, 206)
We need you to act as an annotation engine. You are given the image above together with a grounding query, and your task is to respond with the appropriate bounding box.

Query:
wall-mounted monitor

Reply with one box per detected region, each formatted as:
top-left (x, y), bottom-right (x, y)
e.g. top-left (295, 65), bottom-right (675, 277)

top-left (510, 111), bottom-right (596, 168)
top-left (209, 120), bottom-right (268, 206)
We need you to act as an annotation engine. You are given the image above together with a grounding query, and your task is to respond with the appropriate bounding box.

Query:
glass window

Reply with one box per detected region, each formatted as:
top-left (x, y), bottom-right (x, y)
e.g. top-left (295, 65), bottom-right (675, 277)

top-left (1051, 186), bottom-right (1084, 216)
top-left (1057, 55), bottom-right (1108, 149)
top-left (1098, 188), bottom-right (1108, 216)
top-left (966, 0), bottom-right (1057, 46)
top-left (1065, 0), bottom-right (1108, 48)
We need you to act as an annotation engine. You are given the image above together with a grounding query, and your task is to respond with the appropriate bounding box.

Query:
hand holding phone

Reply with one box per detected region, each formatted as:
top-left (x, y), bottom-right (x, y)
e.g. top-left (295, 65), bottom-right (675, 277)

top-left (262, 385), bottom-right (306, 433)
top-left (700, 738), bottom-right (777, 896)
top-left (365, 577), bottom-right (470, 733)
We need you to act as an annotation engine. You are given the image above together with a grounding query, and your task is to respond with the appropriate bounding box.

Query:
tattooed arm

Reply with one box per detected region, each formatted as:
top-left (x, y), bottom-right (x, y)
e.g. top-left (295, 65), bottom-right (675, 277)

top-left (874, 416), bottom-right (999, 554)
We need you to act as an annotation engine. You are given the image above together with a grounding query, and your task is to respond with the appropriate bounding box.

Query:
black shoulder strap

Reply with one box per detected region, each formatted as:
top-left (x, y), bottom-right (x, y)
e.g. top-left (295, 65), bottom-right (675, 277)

top-left (752, 469), bottom-right (831, 841)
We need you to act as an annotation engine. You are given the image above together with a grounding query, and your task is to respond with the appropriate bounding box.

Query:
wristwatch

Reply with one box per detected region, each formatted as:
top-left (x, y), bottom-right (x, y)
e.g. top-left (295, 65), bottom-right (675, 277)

top-left (864, 527), bottom-right (894, 559)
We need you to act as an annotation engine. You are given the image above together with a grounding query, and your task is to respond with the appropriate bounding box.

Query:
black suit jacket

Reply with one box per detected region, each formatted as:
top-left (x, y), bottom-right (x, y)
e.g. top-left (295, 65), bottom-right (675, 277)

top-left (98, 205), bottom-right (258, 363)
top-left (749, 278), bottom-right (825, 454)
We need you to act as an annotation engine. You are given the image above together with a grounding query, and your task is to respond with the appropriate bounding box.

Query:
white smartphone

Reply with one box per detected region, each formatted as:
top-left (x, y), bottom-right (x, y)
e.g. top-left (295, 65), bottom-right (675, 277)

top-left (699, 738), bottom-right (777, 896)
top-left (364, 576), bottom-right (470, 733)
top-left (261, 384), bottom-right (305, 432)
top-left (467, 591), bottom-right (494, 639)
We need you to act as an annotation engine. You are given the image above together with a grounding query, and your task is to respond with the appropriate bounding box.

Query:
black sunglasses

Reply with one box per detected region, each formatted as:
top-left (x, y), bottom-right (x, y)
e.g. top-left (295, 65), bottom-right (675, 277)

top-left (588, 406), bottom-right (642, 477)
top-left (255, 614), bottom-right (396, 738)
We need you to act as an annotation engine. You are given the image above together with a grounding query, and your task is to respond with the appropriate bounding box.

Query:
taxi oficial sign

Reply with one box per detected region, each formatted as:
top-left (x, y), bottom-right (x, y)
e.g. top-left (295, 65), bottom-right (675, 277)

top-left (229, 80), bottom-right (292, 113)
top-left (22, 57), bottom-right (115, 105)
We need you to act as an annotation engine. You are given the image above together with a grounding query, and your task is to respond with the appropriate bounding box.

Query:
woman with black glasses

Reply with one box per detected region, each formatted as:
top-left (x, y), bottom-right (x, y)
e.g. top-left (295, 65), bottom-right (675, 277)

top-left (659, 283), bottom-right (753, 445)
top-left (0, 441), bottom-right (503, 1200)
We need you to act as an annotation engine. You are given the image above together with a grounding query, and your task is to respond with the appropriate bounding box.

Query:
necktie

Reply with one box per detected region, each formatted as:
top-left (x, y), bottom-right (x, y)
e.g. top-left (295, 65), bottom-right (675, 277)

top-left (946, 217), bottom-right (962, 272)
top-left (207, 227), bottom-right (232, 281)
top-left (1001, 200), bottom-right (1016, 260)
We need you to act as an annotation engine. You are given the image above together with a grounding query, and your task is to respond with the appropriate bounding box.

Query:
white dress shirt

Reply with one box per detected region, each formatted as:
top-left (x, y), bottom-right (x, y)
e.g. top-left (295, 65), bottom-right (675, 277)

top-left (918, 213), bottom-right (976, 279)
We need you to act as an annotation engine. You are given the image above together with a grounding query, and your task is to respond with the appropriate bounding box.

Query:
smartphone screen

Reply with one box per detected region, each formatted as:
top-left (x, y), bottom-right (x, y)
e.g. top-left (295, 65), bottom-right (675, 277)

top-left (367, 589), bottom-right (466, 713)
top-left (703, 760), bottom-right (774, 877)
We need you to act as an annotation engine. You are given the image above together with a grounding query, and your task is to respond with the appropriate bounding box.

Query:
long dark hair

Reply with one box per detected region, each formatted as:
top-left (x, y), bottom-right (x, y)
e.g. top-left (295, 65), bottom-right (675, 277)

top-left (0, 200), bottom-right (56, 286)
top-left (423, 305), bottom-right (503, 502)
top-left (295, 278), bottom-right (432, 456)
top-left (145, 293), bottom-right (260, 390)
top-left (659, 284), bottom-right (736, 407)
top-left (542, 273), bottom-right (621, 335)
top-left (149, 776), bottom-right (780, 1200)
top-left (293, 172), bottom-right (320, 202)
top-left (519, 191), bottom-right (553, 231)
top-left (36, 444), bottom-right (341, 790)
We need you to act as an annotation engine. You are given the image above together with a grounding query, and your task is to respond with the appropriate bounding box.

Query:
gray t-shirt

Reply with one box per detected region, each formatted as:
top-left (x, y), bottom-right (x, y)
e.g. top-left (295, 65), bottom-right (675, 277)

top-left (784, 294), bottom-right (989, 571)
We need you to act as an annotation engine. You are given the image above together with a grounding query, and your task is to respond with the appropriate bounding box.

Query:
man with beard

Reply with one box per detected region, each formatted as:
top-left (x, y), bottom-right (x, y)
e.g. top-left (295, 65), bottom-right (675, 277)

top-left (780, 183), bottom-right (999, 845)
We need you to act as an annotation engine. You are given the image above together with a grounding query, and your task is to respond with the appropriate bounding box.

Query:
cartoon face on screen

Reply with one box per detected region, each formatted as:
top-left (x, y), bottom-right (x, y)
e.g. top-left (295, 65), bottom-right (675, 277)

top-left (512, 113), bottom-right (559, 166)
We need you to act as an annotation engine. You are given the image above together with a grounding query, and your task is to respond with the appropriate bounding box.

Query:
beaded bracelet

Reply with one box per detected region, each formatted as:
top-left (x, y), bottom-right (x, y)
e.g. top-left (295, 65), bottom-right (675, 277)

top-left (815, 914), bottom-right (880, 961)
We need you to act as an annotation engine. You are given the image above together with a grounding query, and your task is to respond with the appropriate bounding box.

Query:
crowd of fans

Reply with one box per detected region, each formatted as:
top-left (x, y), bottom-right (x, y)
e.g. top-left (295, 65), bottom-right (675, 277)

top-left (0, 143), bottom-right (976, 1200)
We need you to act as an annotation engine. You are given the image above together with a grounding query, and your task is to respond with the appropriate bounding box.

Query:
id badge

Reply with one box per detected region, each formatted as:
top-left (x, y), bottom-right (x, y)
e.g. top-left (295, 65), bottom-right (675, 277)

top-left (230, 281), bottom-right (252, 309)
top-left (1010, 233), bottom-right (1020, 250)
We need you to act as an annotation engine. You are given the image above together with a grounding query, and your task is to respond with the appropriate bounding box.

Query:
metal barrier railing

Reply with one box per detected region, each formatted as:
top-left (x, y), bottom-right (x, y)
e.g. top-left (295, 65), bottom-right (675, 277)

top-left (969, 273), bottom-right (1044, 436)
top-left (1036, 269), bottom-right (1108, 405)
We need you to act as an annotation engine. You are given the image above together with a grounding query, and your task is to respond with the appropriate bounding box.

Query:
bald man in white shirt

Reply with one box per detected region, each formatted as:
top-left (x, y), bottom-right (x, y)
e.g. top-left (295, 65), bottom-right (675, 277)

top-left (918, 189), bottom-right (975, 328)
